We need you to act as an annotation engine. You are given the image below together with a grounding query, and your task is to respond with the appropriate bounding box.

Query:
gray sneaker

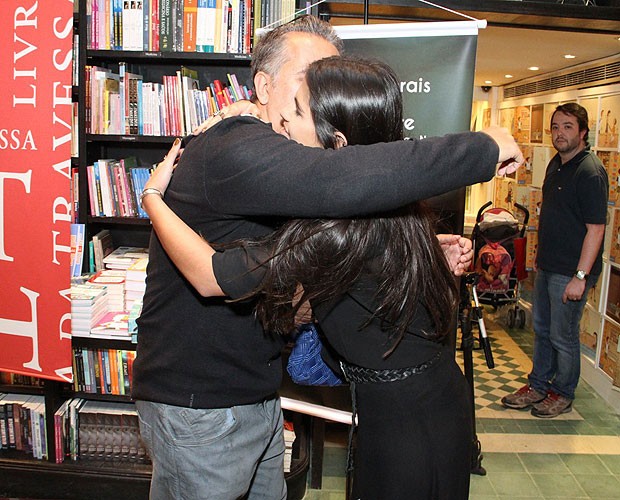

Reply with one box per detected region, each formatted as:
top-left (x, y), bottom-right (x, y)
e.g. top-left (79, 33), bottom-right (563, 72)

top-left (531, 391), bottom-right (573, 418)
top-left (501, 384), bottom-right (546, 410)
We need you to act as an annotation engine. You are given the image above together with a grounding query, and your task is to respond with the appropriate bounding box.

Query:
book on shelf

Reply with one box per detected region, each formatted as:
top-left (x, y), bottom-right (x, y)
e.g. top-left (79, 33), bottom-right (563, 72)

top-left (196, 0), bottom-right (216, 52)
top-left (102, 246), bottom-right (149, 269)
top-left (96, 158), bottom-right (117, 216)
top-left (71, 166), bottom-right (79, 221)
top-left (172, 0), bottom-right (184, 51)
top-left (183, 0), bottom-right (198, 52)
top-left (54, 399), bottom-right (71, 463)
top-left (74, 400), bottom-right (149, 463)
top-left (90, 311), bottom-right (131, 339)
top-left (68, 398), bottom-right (86, 461)
top-left (70, 224), bottom-right (86, 277)
top-left (92, 229), bottom-right (115, 271)
top-left (128, 298), bottom-right (143, 343)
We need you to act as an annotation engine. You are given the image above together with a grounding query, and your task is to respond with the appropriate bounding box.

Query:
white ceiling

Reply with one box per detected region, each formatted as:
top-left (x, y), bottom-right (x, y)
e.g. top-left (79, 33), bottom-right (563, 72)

top-left (475, 25), bottom-right (620, 88)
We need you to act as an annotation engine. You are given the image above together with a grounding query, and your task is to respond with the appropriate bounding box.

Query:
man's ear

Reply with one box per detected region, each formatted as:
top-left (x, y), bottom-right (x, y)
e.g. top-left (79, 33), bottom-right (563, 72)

top-left (334, 131), bottom-right (348, 149)
top-left (254, 71), bottom-right (271, 105)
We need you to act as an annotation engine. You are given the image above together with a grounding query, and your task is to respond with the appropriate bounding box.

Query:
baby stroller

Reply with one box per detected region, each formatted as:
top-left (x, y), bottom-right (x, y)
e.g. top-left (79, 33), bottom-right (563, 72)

top-left (471, 201), bottom-right (529, 328)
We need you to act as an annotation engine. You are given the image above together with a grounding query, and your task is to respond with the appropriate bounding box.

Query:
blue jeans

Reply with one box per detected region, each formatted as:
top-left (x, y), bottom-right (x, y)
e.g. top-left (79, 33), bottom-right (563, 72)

top-left (136, 398), bottom-right (286, 500)
top-left (528, 270), bottom-right (597, 400)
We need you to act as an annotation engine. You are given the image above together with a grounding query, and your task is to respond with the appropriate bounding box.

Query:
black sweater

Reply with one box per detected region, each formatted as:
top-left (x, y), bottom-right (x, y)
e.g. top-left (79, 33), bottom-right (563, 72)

top-left (132, 116), bottom-right (498, 408)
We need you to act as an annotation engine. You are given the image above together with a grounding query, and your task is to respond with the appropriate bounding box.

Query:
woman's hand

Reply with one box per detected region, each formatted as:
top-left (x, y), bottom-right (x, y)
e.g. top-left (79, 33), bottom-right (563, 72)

top-left (144, 137), bottom-right (182, 196)
top-left (192, 100), bottom-right (260, 135)
top-left (437, 234), bottom-right (474, 276)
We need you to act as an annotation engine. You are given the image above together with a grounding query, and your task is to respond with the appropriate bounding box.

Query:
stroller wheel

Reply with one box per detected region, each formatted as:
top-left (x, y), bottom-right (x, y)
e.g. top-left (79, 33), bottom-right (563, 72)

top-left (518, 309), bottom-right (526, 329)
top-left (508, 308), bottom-right (516, 328)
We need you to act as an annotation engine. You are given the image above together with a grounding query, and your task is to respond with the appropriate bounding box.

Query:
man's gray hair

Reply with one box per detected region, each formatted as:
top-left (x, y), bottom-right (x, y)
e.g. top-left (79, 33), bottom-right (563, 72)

top-left (251, 15), bottom-right (343, 80)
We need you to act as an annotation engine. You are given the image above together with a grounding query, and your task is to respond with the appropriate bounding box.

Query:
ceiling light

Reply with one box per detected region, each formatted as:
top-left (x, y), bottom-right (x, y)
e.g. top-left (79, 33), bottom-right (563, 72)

top-left (484, 80), bottom-right (492, 84)
top-left (528, 66), bottom-right (539, 71)
top-left (564, 54), bottom-right (576, 59)
top-left (505, 74), bottom-right (513, 79)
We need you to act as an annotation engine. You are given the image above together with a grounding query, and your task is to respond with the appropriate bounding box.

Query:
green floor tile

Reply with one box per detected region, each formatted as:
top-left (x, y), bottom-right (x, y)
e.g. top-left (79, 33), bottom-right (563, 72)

top-left (487, 472), bottom-right (541, 497)
top-left (538, 425), bottom-right (563, 434)
top-left (483, 452), bottom-right (525, 472)
top-left (483, 424), bottom-right (505, 433)
top-left (598, 454), bottom-right (620, 474)
top-left (501, 420), bottom-right (525, 433)
top-left (530, 472), bottom-right (587, 498)
top-left (470, 474), bottom-right (497, 495)
top-left (560, 454), bottom-right (610, 475)
top-left (573, 474), bottom-right (620, 498)
top-left (518, 453), bottom-right (570, 474)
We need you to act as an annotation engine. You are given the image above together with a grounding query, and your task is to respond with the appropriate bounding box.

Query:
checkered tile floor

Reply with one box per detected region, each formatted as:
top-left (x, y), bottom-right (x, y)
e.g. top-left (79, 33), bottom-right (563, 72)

top-left (455, 313), bottom-right (582, 420)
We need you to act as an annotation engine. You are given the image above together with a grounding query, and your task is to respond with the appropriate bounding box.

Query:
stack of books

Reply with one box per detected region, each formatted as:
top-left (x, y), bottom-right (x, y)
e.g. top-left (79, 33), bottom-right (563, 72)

top-left (71, 283), bottom-right (109, 337)
top-left (283, 420), bottom-right (296, 473)
top-left (89, 312), bottom-right (131, 340)
top-left (124, 257), bottom-right (148, 311)
top-left (103, 247), bottom-right (149, 270)
top-left (88, 270), bottom-right (126, 312)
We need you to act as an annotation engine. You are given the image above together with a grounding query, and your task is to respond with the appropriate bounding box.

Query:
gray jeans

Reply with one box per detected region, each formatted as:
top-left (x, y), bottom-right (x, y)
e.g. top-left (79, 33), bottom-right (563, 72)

top-left (136, 398), bottom-right (286, 500)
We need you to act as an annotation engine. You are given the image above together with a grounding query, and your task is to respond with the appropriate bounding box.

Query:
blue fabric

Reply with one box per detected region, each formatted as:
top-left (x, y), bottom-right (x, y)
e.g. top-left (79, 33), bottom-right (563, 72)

top-left (529, 269), bottom-right (597, 400)
top-left (287, 324), bottom-right (344, 386)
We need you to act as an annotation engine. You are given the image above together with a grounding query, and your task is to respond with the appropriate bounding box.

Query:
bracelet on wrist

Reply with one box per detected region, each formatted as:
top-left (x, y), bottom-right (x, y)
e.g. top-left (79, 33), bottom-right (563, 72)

top-left (140, 188), bottom-right (163, 209)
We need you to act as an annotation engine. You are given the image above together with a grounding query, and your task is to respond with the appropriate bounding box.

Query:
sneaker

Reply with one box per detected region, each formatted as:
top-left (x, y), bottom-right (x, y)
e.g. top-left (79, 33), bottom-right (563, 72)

top-left (531, 391), bottom-right (573, 418)
top-left (501, 384), bottom-right (546, 410)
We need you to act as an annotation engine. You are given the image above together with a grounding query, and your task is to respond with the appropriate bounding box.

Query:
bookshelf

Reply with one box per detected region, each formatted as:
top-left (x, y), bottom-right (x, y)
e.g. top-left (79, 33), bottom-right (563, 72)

top-left (1, 2), bottom-right (313, 498)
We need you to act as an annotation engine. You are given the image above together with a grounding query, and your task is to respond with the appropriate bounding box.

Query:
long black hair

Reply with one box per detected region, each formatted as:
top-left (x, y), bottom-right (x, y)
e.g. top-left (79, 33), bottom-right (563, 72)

top-left (247, 56), bottom-right (458, 356)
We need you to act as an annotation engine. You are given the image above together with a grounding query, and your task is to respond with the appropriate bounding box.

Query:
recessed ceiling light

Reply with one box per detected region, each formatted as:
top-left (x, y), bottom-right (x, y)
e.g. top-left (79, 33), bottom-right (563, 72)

top-left (505, 74), bottom-right (513, 78)
top-left (528, 66), bottom-right (539, 71)
top-left (564, 54), bottom-right (576, 59)
top-left (484, 80), bottom-right (492, 84)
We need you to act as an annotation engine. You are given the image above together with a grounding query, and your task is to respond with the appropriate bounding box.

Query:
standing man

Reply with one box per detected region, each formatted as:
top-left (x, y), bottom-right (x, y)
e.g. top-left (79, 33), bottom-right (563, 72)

top-left (133, 15), bottom-right (523, 500)
top-left (502, 103), bottom-right (608, 418)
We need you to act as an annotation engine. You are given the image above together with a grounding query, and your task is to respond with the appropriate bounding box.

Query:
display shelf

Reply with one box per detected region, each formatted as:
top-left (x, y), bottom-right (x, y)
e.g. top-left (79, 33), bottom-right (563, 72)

top-left (0, 415), bottom-right (310, 500)
top-left (87, 49), bottom-right (251, 63)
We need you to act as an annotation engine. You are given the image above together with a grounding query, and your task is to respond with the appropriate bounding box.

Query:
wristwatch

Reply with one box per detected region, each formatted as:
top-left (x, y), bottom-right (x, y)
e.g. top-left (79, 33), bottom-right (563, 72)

top-left (574, 270), bottom-right (587, 281)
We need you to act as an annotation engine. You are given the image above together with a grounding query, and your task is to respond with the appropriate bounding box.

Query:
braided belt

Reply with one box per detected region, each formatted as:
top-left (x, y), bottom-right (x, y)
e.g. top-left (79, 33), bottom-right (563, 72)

top-left (339, 350), bottom-right (442, 384)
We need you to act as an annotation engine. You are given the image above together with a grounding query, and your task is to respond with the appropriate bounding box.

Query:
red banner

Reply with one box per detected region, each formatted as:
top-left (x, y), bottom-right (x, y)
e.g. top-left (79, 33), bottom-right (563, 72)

top-left (0, 1), bottom-right (74, 382)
